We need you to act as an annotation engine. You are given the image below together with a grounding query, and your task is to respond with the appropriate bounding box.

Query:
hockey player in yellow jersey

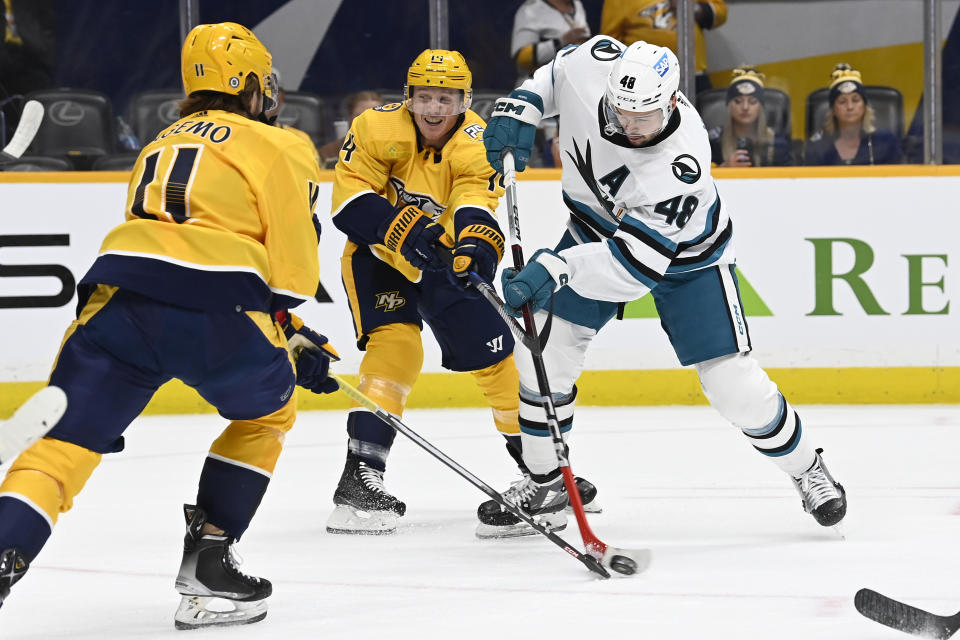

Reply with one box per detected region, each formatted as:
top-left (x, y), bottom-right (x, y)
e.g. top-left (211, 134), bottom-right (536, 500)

top-left (325, 49), bottom-right (524, 534)
top-left (0, 23), bottom-right (339, 629)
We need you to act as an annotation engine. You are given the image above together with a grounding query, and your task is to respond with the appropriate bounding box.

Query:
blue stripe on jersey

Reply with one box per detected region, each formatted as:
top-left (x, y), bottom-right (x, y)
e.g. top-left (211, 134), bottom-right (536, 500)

top-left (607, 237), bottom-right (662, 289)
top-left (618, 216), bottom-right (678, 254)
top-left (677, 188), bottom-right (721, 250)
top-left (562, 191), bottom-right (619, 235)
top-left (667, 219), bottom-right (732, 273)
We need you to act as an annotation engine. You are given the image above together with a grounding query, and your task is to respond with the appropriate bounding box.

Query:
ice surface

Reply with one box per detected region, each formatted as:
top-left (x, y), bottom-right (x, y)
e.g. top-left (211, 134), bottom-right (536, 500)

top-left (2, 405), bottom-right (958, 639)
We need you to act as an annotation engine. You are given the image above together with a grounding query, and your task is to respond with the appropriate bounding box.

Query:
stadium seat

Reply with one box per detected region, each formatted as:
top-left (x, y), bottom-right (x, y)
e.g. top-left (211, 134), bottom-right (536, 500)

top-left (805, 86), bottom-right (904, 139)
top-left (696, 87), bottom-right (792, 139)
top-left (92, 153), bottom-right (140, 171)
top-left (0, 156), bottom-right (73, 172)
top-left (276, 91), bottom-right (328, 145)
top-left (128, 89), bottom-right (183, 143)
top-left (24, 88), bottom-right (118, 170)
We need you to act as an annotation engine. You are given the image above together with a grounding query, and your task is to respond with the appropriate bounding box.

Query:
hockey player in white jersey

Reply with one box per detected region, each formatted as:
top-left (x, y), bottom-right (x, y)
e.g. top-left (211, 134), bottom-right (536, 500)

top-left (476, 36), bottom-right (846, 535)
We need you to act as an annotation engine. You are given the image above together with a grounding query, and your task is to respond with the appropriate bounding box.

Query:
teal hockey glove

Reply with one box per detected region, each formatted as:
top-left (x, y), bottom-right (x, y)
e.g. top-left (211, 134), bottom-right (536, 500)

top-left (484, 89), bottom-right (544, 173)
top-left (500, 248), bottom-right (569, 314)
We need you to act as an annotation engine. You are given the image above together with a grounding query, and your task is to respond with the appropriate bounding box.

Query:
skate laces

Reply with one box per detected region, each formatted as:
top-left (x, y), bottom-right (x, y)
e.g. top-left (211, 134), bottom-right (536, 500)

top-left (798, 459), bottom-right (840, 509)
top-left (358, 462), bottom-right (389, 495)
top-left (223, 543), bottom-right (260, 586)
top-left (504, 475), bottom-right (561, 507)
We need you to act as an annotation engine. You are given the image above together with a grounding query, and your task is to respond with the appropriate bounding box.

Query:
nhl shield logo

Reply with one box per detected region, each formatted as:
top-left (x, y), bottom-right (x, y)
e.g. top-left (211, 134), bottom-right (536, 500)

top-left (671, 154), bottom-right (701, 184)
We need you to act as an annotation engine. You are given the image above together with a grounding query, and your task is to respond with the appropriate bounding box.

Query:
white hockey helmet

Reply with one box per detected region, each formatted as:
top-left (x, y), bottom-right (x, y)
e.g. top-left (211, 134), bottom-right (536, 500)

top-left (603, 41), bottom-right (680, 139)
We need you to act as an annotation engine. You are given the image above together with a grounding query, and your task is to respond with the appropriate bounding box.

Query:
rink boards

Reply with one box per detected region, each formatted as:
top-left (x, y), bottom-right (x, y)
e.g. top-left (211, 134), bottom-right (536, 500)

top-left (0, 167), bottom-right (957, 414)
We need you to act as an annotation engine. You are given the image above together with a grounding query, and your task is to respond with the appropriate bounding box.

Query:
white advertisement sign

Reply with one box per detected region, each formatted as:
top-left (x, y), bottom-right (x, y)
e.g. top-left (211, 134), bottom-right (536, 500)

top-left (1, 175), bottom-right (957, 382)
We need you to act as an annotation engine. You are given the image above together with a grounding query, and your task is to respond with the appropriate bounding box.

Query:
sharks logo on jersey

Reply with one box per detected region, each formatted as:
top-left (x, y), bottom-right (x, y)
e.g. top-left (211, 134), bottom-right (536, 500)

top-left (566, 138), bottom-right (621, 217)
top-left (388, 176), bottom-right (446, 217)
top-left (671, 154), bottom-right (701, 184)
top-left (590, 39), bottom-right (623, 61)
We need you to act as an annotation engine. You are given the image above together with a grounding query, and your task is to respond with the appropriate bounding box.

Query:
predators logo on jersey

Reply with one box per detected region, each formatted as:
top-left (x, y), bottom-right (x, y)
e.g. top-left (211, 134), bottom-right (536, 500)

top-left (331, 103), bottom-right (503, 282)
top-left (374, 291), bottom-right (407, 312)
top-left (387, 176), bottom-right (445, 217)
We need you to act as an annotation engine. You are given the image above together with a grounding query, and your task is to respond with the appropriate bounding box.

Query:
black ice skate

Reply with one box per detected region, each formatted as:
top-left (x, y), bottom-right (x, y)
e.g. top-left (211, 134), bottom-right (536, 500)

top-left (0, 548), bottom-right (29, 606)
top-left (326, 453), bottom-right (407, 535)
top-left (792, 448), bottom-right (847, 528)
top-left (173, 504), bottom-right (271, 630)
top-left (476, 471), bottom-right (584, 539)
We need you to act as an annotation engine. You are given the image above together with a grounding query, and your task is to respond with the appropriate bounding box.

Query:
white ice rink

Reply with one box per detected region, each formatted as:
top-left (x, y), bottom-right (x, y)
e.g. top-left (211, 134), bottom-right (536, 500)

top-left (2, 404), bottom-right (959, 639)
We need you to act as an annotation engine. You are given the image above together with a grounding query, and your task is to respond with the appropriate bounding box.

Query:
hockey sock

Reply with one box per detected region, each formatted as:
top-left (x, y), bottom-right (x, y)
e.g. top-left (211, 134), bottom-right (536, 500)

top-left (347, 410), bottom-right (397, 471)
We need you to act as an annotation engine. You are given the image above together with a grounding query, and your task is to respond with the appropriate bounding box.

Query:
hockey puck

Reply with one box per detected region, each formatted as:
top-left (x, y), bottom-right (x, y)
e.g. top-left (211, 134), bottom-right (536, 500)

top-left (610, 555), bottom-right (637, 575)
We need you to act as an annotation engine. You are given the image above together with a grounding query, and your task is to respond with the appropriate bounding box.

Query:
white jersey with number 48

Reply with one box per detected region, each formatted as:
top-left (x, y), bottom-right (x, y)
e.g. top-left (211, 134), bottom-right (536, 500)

top-left (519, 35), bottom-right (734, 303)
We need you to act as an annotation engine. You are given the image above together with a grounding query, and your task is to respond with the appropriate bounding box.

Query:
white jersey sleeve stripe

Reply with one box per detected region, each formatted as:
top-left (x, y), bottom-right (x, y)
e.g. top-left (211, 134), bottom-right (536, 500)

top-left (606, 237), bottom-right (664, 289)
top-left (668, 219), bottom-right (733, 272)
top-left (617, 216), bottom-right (678, 257)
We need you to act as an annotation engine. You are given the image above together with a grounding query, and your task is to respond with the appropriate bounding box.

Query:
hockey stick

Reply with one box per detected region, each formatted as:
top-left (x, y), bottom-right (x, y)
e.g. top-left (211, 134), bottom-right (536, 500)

top-left (329, 373), bottom-right (610, 579)
top-left (0, 386), bottom-right (67, 465)
top-left (0, 100), bottom-right (44, 165)
top-left (496, 151), bottom-right (650, 576)
top-left (436, 248), bottom-right (548, 354)
top-left (855, 588), bottom-right (960, 639)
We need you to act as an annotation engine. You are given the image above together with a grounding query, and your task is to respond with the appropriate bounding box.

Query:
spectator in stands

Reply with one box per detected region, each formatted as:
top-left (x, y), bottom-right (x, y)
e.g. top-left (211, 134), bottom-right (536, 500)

top-left (511, 0), bottom-right (590, 84)
top-left (602, 0), bottom-right (727, 93)
top-left (805, 63), bottom-right (902, 166)
top-left (0, 0), bottom-right (54, 143)
top-left (709, 66), bottom-right (791, 167)
top-left (317, 90), bottom-right (384, 167)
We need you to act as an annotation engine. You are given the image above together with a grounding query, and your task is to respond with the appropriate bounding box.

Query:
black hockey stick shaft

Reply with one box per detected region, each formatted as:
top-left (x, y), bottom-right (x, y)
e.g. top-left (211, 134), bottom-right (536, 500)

top-left (330, 373), bottom-right (610, 578)
top-left (855, 588), bottom-right (960, 639)
top-left (500, 152), bottom-right (609, 558)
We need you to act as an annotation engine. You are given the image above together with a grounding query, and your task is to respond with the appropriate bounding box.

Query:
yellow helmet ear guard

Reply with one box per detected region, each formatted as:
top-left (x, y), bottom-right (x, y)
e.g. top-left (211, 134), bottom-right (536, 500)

top-left (181, 22), bottom-right (278, 112)
top-left (404, 49), bottom-right (473, 114)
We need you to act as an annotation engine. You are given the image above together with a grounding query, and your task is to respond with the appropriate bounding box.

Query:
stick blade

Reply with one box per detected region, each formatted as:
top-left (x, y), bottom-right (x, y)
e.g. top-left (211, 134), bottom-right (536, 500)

top-left (3, 99), bottom-right (44, 159)
top-left (855, 588), bottom-right (960, 639)
top-left (0, 386), bottom-right (67, 464)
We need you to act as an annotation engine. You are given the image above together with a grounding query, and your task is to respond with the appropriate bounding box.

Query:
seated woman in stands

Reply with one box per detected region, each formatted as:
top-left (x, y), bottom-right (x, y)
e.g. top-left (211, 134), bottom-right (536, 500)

top-left (709, 66), bottom-right (792, 167)
top-left (805, 63), bottom-right (902, 165)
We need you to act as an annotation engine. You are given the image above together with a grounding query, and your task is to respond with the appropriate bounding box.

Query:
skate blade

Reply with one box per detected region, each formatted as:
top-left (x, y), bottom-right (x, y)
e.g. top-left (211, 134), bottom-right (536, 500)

top-left (475, 511), bottom-right (567, 539)
top-left (174, 595), bottom-right (267, 630)
top-left (0, 386), bottom-right (67, 463)
top-left (325, 504), bottom-right (398, 535)
top-left (567, 499), bottom-right (602, 514)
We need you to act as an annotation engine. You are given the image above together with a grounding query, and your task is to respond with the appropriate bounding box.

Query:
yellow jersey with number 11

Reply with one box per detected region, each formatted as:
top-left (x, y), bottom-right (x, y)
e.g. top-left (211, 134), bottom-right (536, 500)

top-left (80, 109), bottom-right (323, 312)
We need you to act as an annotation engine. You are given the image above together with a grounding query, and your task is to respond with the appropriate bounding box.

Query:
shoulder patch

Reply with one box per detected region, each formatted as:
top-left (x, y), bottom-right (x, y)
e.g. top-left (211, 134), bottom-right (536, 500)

top-left (375, 102), bottom-right (403, 112)
top-left (462, 123), bottom-right (484, 140)
top-left (590, 39), bottom-right (623, 62)
top-left (671, 154), bottom-right (702, 184)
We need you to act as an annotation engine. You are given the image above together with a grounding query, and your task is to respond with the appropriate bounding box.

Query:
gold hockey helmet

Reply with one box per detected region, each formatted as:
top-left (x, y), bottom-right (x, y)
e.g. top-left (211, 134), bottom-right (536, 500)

top-left (404, 49), bottom-right (473, 114)
top-left (181, 22), bottom-right (278, 111)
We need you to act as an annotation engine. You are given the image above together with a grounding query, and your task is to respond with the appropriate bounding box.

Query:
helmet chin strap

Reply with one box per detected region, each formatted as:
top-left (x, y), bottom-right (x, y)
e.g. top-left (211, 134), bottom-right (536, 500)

top-left (257, 111), bottom-right (278, 126)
